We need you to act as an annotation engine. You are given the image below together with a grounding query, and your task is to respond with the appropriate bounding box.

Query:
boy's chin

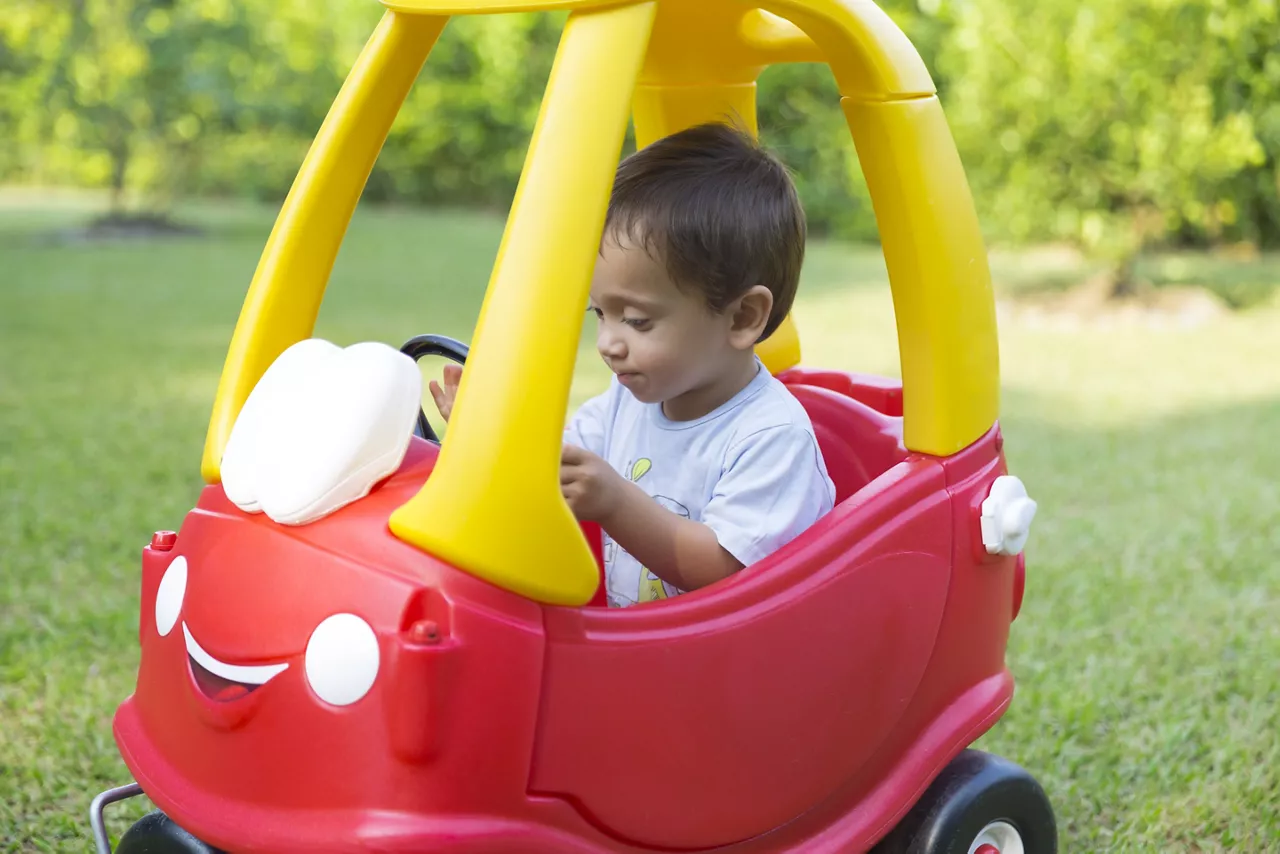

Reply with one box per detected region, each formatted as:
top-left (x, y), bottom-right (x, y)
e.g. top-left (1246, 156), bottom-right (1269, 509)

top-left (616, 373), bottom-right (657, 401)
top-left (627, 388), bottom-right (663, 404)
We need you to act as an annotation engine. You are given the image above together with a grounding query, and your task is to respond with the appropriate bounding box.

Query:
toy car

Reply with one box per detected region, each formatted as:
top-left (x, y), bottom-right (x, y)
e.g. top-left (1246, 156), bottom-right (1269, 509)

top-left (88, 1), bottom-right (1055, 852)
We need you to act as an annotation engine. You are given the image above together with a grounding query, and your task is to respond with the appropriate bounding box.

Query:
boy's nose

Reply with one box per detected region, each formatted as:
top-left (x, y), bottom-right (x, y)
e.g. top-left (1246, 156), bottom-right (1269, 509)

top-left (597, 326), bottom-right (627, 360)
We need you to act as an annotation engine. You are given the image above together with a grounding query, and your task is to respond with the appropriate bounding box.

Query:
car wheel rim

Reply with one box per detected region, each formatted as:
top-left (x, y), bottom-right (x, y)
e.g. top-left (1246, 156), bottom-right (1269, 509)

top-left (968, 820), bottom-right (1024, 854)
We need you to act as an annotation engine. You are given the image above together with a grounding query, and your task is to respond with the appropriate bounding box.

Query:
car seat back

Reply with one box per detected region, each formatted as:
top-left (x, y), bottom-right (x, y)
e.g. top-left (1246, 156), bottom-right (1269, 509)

top-left (785, 383), bottom-right (908, 504)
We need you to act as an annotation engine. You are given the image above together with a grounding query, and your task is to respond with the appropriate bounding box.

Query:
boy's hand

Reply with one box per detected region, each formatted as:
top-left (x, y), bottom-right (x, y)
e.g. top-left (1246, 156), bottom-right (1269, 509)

top-left (428, 363), bottom-right (462, 422)
top-left (561, 444), bottom-right (624, 522)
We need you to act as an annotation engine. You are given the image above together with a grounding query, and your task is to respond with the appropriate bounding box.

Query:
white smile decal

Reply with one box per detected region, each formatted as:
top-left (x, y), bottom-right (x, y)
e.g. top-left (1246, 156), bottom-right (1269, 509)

top-left (182, 622), bottom-right (288, 686)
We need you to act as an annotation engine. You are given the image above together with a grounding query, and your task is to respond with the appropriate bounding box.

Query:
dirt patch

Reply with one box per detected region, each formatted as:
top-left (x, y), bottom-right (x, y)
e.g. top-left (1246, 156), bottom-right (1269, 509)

top-left (999, 275), bottom-right (1230, 330)
top-left (43, 213), bottom-right (203, 244)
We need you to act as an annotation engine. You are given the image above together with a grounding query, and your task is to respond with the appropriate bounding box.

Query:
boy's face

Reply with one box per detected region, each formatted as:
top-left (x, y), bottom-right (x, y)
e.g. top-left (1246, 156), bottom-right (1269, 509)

top-left (588, 237), bottom-right (738, 410)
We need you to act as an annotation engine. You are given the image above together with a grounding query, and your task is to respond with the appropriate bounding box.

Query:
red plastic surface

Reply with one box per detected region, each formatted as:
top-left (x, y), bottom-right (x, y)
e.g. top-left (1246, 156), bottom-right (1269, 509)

top-left (778, 367), bottom-right (904, 417)
top-left (534, 458), bottom-right (953, 849)
top-left (783, 383), bottom-right (907, 503)
top-left (1012, 553), bottom-right (1026, 621)
top-left (113, 370), bottom-right (1022, 854)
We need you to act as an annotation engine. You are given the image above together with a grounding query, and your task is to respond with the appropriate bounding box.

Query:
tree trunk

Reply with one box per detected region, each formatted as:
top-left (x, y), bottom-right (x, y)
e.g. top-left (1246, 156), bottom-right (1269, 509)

top-left (108, 139), bottom-right (130, 216)
top-left (1105, 252), bottom-right (1139, 300)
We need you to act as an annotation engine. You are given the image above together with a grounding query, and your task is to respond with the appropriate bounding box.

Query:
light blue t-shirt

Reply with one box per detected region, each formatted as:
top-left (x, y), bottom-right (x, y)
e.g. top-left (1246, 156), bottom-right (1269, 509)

top-left (566, 360), bottom-right (836, 608)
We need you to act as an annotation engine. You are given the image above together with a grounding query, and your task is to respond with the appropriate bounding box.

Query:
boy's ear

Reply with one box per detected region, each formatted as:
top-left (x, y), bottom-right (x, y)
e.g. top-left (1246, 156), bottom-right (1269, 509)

top-left (728, 285), bottom-right (774, 349)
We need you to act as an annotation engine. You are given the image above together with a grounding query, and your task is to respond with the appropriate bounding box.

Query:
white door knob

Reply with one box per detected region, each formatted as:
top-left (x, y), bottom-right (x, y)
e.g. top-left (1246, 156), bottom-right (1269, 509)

top-left (980, 475), bottom-right (1038, 556)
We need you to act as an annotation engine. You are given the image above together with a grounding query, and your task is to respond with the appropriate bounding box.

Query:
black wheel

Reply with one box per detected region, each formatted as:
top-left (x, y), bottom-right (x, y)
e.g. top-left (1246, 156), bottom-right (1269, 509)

top-left (116, 809), bottom-right (225, 854)
top-left (399, 333), bottom-right (469, 443)
top-left (871, 750), bottom-right (1056, 854)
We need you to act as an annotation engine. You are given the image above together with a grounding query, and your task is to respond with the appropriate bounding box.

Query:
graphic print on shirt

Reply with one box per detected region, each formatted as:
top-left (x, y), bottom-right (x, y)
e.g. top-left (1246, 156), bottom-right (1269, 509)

top-left (604, 457), bottom-right (688, 605)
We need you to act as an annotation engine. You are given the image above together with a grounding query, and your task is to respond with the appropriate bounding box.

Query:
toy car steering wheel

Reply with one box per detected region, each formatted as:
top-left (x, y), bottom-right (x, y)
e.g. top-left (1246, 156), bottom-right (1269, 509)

top-left (399, 334), bottom-right (469, 443)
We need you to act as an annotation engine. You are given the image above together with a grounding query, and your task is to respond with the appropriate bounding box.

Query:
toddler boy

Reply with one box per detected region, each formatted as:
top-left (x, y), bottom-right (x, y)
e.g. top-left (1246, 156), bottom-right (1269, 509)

top-left (434, 122), bottom-right (835, 607)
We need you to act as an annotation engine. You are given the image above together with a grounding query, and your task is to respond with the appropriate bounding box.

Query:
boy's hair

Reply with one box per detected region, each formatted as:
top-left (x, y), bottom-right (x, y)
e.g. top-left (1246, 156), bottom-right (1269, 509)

top-left (604, 122), bottom-right (806, 340)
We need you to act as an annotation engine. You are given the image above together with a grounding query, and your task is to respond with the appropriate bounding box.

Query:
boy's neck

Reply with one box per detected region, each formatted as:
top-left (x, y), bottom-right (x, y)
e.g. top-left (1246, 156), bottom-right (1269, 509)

top-left (660, 352), bottom-right (760, 422)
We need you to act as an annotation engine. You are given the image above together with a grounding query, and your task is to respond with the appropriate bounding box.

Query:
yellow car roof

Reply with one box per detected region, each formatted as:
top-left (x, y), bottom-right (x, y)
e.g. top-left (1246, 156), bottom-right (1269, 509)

top-left (200, 0), bottom-right (998, 607)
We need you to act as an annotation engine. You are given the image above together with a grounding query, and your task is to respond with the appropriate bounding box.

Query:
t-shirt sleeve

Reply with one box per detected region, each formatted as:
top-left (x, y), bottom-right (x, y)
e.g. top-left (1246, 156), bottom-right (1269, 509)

top-left (563, 384), bottom-right (615, 457)
top-left (701, 425), bottom-right (836, 567)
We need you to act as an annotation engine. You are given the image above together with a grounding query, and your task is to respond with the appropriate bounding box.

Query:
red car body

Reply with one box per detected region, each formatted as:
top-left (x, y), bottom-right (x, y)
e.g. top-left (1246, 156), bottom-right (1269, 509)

top-left (113, 369), bottom-right (1024, 853)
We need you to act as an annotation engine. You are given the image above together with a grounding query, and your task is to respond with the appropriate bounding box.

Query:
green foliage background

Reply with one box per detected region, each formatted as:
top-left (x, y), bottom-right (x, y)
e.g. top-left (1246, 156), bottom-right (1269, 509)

top-left (2, 0), bottom-right (1278, 251)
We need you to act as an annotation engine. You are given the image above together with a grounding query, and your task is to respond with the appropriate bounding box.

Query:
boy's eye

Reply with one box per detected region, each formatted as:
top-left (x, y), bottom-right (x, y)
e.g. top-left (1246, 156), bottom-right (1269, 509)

top-left (624, 318), bottom-right (651, 330)
top-left (588, 307), bottom-right (603, 319)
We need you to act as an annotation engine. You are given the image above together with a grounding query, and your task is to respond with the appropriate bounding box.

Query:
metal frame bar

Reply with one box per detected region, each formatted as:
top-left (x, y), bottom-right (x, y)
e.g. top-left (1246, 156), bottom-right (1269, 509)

top-left (89, 782), bottom-right (145, 854)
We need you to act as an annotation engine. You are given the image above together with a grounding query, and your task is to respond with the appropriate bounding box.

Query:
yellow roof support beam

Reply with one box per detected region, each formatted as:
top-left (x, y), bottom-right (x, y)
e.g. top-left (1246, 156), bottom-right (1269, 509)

top-left (389, 2), bottom-right (657, 606)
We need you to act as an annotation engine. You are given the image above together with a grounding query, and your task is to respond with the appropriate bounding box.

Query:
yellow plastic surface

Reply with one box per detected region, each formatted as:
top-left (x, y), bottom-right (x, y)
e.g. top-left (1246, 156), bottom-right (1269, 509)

top-left (201, 11), bottom-right (444, 483)
top-left (758, 315), bottom-right (802, 375)
top-left (630, 4), bottom-right (818, 376)
top-left (389, 3), bottom-right (656, 606)
top-left (204, 0), bottom-right (1001, 604)
top-left (632, 82), bottom-right (760, 147)
top-left (760, 0), bottom-right (933, 100)
top-left (844, 96), bottom-right (998, 455)
top-left (382, 0), bottom-right (615, 12)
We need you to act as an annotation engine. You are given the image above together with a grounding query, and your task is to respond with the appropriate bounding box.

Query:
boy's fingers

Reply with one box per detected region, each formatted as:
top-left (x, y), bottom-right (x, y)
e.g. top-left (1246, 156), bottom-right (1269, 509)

top-left (443, 363), bottom-right (463, 386)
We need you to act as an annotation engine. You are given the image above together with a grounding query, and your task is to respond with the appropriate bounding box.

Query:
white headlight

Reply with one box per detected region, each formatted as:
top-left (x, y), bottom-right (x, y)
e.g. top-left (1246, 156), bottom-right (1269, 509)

top-left (305, 613), bottom-right (380, 706)
top-left (154, 556), bottom-right (187, 637)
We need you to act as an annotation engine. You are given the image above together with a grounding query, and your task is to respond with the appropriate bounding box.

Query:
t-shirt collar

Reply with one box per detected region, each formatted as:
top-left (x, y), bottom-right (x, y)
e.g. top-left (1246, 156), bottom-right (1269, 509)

top-left (649, 356), bottom-right (769, 431)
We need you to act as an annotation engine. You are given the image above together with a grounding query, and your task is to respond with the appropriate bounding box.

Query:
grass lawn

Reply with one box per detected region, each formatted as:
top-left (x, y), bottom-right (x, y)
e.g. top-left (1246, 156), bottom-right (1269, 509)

top-left (2, 193), bottom-right (1278, 852)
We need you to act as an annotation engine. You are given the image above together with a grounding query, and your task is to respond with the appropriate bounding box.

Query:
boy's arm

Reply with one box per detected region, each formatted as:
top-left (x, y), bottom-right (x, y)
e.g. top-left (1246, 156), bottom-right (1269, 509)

top-left (563, 423), bottom-right (834, 592)
top-left (561, 445), bottom-right (742, 591)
